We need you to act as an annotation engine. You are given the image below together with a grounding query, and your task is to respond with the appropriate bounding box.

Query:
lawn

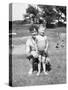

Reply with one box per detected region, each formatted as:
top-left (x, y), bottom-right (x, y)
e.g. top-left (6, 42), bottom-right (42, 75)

top-left (11, 25), bottom-right (66, 86)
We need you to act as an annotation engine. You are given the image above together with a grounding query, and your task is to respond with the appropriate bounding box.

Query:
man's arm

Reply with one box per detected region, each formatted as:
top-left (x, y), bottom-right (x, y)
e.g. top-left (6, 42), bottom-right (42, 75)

top-left (26, 39), bottom-right (31, 57)
top-left (26, 39), bottom-right (38, 58)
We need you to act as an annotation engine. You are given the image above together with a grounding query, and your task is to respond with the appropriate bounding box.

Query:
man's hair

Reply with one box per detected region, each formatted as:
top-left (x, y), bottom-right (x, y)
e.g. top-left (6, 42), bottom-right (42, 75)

top-left (29, 24), bottom-right (39, 32)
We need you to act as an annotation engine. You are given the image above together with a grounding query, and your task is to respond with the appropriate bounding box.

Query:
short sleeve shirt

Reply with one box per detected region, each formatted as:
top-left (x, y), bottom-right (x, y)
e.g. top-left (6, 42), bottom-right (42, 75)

top-left (36, 35), bottom-right (47, 51)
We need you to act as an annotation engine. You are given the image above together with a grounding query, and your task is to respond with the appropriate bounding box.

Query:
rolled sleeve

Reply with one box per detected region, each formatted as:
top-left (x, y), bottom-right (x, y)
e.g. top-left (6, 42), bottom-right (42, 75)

top-left (25, 39), bottom-right (31, 57)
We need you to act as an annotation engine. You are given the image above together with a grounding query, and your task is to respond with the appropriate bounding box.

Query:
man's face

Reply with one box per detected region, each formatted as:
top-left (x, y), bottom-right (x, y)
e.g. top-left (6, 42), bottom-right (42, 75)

top-left (31, 29), bottom-right (37, 37)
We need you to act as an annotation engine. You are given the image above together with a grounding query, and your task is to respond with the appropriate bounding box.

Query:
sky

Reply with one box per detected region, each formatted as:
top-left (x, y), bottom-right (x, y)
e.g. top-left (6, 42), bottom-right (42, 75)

top-left (12, 3), bottom-right (29, 21)
top-left (12, 3), bottom-right (38, 21)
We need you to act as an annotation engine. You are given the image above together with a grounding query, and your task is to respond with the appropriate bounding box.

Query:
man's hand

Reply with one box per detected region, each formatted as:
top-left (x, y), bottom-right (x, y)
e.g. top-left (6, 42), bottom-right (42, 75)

top-left (31, 51), bottom-right (38, 58)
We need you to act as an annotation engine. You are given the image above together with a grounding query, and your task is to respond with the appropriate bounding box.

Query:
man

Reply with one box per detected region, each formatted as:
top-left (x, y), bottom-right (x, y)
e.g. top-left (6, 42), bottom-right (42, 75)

top-left (25, 24), bottom-right (39, 75)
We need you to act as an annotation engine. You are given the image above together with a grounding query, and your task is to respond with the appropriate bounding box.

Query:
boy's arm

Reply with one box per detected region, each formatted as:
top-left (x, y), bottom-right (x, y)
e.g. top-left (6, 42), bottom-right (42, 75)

top-left (44, 36), bottom-right (48, 52)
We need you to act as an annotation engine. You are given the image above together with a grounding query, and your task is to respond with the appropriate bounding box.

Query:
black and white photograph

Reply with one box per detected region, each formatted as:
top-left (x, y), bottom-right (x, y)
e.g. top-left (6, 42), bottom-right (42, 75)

top-left (9, 3), bottom-right (66, 87)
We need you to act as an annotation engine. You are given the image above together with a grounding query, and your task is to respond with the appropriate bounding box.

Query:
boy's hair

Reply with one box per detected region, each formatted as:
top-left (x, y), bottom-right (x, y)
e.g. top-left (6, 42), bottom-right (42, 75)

top-left (38, 24), bottom-right (46, 33)
top-left (38, 24), bottom-right (46, 30)
top-left (29, 24), bottom-right (39, 32)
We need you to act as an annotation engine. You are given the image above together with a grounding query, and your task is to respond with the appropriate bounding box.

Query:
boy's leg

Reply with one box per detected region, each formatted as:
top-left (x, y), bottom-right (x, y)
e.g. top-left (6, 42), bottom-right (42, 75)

top-left (42, 56), bottom-right (48, 75)
top-left (36, 55), bottom-right (41, 76)
top-left (45, 51), bottom-right (50, 63)
top-left (45, 52), bottom-right (51, 71)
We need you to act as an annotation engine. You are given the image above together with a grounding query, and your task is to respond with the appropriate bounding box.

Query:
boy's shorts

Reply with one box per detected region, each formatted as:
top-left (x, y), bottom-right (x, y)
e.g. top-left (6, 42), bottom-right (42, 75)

top-left (38, 50), bottom-right (48, 57)
top-left (27, 55), bottom-right (39, 64)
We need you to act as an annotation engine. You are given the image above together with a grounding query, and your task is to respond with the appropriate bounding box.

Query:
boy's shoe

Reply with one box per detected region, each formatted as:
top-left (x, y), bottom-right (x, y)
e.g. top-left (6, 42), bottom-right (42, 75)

top-left (36, 72), bottom-right (40, 76)
top-left (44, 72), bottom-right (48, 75)
top-left (28, 68), bottom-right (33, 75)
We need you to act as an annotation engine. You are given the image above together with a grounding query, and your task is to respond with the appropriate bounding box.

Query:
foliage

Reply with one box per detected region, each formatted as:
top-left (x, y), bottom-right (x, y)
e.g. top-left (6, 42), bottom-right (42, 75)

top-left (24, 4), bottom-right (66, 25)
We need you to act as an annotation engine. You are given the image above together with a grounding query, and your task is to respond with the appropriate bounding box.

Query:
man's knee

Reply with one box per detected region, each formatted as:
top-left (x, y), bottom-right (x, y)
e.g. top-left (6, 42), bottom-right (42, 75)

top-left (26, 55), bottom-right (33, 60)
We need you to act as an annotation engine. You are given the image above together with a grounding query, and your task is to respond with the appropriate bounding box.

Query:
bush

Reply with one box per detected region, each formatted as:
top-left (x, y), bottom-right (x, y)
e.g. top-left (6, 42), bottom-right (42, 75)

top-left (46, 23), bottom-right (56, 28)
top-left (57, 21), bottom-right (66, 27)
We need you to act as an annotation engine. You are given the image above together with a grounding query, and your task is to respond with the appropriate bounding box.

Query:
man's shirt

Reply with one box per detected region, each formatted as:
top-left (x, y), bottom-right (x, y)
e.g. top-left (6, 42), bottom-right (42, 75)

top-left (26, 36), bottom-right (37, 56)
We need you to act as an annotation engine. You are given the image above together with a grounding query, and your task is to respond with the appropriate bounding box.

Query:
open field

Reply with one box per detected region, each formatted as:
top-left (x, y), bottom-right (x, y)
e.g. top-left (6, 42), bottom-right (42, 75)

top-left (11, 25), bottom-right (66, 86)
top-left (12, 24), bottom-right (66, 38)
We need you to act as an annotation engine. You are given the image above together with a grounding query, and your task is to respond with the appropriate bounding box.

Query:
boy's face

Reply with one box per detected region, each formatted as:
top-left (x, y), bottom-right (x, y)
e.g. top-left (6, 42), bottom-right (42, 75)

top-left (38, 26), bottom-right (46, 36)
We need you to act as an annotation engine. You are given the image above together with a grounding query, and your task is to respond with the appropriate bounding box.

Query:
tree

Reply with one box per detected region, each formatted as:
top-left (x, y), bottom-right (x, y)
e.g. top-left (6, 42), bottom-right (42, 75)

top-left (24, 4), bottom-right (66, 25)
top-left (25, 5), bottom-right (39, 24)
top-left (38, 5), bottom-right (57, 24)
top-left (56, 6), bottom-right (66, 22)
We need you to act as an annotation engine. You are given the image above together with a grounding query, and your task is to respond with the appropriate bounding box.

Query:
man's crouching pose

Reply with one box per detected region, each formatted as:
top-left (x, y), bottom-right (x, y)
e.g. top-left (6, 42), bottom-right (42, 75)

top-left (26, 24), bottom-right (39, 75)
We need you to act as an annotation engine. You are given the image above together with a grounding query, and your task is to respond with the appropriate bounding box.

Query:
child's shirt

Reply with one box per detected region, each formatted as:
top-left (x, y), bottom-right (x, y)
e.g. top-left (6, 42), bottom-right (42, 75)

top-left (36, 35), bottom-right (48, 51)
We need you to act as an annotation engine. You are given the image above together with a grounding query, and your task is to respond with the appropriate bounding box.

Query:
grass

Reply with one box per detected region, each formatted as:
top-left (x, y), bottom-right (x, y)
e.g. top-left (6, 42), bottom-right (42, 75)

top-left (11, 25), bottom-right (66, 86)
top-left (12, 24), bottom-right (66, 38)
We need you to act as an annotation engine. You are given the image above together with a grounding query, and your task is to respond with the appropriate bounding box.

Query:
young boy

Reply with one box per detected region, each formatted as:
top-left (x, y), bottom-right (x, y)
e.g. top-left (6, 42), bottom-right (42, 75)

top-left (36, 24), bottom-right (50, 76)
